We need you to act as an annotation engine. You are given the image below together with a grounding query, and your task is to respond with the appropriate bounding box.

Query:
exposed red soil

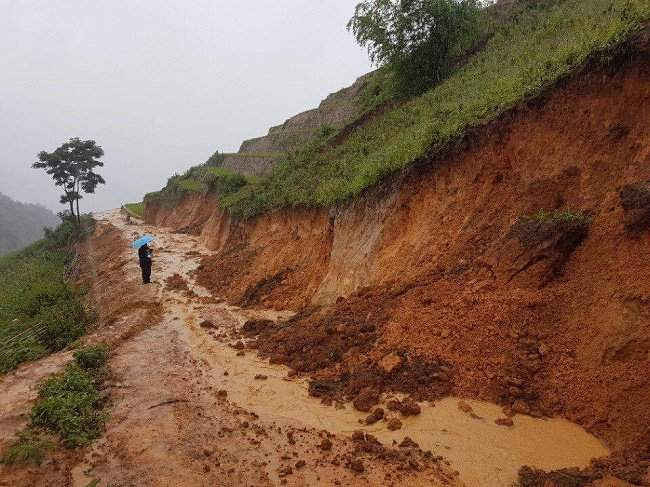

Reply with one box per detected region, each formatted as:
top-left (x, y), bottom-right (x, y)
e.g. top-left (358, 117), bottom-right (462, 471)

top-left (144, 35), bottom-right (650, 482)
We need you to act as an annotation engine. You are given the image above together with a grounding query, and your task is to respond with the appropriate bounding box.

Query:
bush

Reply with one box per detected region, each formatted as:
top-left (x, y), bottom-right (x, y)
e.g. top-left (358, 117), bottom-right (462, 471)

top-left (348, 0), bottom-right (484, 97)
top-left (31, 361), bottom-right (106, 447)
top-left (0, 430), bottom-right (53, 466)
top-left (202, 167), bottom-right (248, 194)
top-left (73, 344), bottom-right (108, 370)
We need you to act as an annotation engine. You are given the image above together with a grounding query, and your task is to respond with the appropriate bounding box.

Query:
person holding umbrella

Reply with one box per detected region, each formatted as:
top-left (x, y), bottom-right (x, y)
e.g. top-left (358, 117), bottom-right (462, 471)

top-left (133, 235), bottom-right (154, 284)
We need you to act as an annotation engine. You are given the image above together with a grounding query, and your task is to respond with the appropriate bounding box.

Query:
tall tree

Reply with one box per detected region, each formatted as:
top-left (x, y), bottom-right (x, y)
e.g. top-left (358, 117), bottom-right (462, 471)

top-left (33, 138), bottom-right (105, 225)
top-left (348, 0), bottom-right (482, 96)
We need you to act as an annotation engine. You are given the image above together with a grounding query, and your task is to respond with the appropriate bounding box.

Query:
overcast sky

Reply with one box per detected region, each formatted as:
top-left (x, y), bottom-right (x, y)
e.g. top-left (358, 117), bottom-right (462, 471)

top-left (0, 0), bottom-right (372, 213)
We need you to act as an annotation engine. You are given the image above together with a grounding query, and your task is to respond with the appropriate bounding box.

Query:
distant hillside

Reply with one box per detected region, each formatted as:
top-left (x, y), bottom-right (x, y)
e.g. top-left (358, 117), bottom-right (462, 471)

top-left (0, 193), bottom-right (59, 254)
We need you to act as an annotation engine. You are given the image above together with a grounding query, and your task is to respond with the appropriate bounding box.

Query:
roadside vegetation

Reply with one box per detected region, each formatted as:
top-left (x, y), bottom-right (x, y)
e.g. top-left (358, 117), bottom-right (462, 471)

top-left (146, 0), bottom-right (648, 218)
top-left (1, 344), bottom-right (109, 465)
top-left (123, 202), bottom-right (144, 218)
top-left (0, 215), bottom-right (94, 373)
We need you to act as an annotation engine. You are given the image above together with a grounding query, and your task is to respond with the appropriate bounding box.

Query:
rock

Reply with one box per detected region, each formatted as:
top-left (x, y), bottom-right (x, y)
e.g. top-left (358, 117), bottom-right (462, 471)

top-left (440, 329), bottom-right (450, 338)
top-left (351, 431), bottom-right (365, 442)
top-left (199, 320), bottom-right (217, 329)
top-left (254, 374), bottom-right (268, 380)
top-left (379, 353), bottom-right (402, 373)
top-left (278, 466), bottom-right (293, 477)
top-left (495, 417), bottom-right (514, 427)
top-left (399, 437), bottom-right (419, 449)
top-left (399, 398), bottom-right (421, 416)
top-left (217, 389), bottom-right (228, 398)
top-left (387, 418), bottom-right (402, 431)
top-left (352, 387), bottom-right (380, 412)
top-left (512, 400), bottom-right (531, 415)
top-left (242, 319), bottom-right (274, 336)
top-left (348, 459), bottom-right (365, 473)
top-left (295, 459), bottom-right (306, 469)
top-left (365, 408), bottom-right (384, 425)
top-left (319, 438), bottom-right (333, 451)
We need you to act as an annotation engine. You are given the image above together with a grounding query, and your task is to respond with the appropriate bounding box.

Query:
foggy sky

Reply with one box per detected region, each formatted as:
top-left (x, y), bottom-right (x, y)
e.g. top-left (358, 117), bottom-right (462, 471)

top-left (0, 1), bottom-right (372, 213)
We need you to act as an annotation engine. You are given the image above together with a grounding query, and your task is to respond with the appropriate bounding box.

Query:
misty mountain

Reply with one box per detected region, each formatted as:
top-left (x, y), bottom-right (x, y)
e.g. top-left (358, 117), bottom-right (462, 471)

top-left (0, 192), bottom-right (59, 255)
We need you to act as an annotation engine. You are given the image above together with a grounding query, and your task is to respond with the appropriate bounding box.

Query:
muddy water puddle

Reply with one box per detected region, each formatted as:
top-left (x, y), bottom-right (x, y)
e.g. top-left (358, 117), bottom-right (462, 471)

top-left (181, 308), bottom-right (608, 487)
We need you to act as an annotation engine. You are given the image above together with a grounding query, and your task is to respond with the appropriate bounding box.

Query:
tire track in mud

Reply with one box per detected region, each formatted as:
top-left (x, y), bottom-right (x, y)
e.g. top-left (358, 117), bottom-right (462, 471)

top-left (68, 209), bottom-right (608, 487)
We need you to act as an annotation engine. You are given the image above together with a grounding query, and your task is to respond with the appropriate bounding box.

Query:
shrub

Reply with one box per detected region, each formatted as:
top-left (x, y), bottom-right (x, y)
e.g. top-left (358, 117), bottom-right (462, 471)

top-left (73, 344), bottom-right (108, 370)
top-left (0, 430), bottom-right (53, 466)
top-left (202, 167), bottom-right (248, 194)
top-left (31, 362), bottom-right (106, 447)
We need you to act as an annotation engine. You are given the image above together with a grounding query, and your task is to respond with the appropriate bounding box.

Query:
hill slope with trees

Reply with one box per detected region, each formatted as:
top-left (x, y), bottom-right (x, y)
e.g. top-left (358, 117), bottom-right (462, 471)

top-left (0, 193), bottom-right (59, 255)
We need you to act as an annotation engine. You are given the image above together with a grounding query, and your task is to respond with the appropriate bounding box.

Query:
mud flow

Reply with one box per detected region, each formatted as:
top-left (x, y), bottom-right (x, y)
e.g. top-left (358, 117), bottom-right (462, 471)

top-left (29, 209), bottom-right (605, 487)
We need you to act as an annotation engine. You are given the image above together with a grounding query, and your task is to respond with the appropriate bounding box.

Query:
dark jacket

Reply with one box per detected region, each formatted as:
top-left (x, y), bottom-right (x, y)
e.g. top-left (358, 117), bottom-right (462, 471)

top-left (138, 244), bottom-right (152, 265)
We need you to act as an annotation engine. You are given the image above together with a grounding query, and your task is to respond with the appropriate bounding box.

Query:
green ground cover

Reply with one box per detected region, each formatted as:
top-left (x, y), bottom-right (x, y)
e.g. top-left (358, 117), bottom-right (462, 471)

top-left (123, 202), bottom-right (144, 218)
top-left (1, 344), bottom-right (108, 465)
top-left (148, 0), bottom-right (648, 218)
top-left (0, 217), bottom-right (93, 373)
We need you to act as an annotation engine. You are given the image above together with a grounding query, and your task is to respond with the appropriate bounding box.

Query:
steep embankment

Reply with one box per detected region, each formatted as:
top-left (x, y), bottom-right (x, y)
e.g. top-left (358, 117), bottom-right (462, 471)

top-left (145, 39), bottom-right (650, 468)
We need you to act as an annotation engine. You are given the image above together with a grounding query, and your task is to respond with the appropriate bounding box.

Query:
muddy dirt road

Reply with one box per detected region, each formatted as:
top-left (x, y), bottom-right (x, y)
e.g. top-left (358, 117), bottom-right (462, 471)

top-left (1, 209), bottom-right (610, 486)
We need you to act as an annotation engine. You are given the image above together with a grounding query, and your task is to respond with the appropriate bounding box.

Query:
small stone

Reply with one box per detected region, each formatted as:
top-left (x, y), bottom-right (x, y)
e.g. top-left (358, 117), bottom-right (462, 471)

top-left (203, 464), bottom-right (210, 473)
top-left (348, 459), bottom-right (364, 473)
top-left (365, 408), bottom-right (384, 425)
top-left (387, 418), bottom-right (402, 431)
top-left (217, 389), bottom-right (228, 398)
top-left (319, 438), bottom-right (333, 451)
top-left (278, 466), bottom-right (293, 477)
top-left (399, 398), bottom-right (421, 416)
top-left (352, 387), bottom-right (380, 412)
top-left (399, 437), bottom-right (419, 449)
top-left (254, 374), bottom-right (268, 380)
top-left (379, 353), bottom-right (402, 374)
top-left (199, 320), bottom-right (216, 329)
top-left (512, 400), bottom-right (530, 415)
top-left (495, 417), bottom-right (514, 427)
top-left (295, 460), bottom-right (306, 469)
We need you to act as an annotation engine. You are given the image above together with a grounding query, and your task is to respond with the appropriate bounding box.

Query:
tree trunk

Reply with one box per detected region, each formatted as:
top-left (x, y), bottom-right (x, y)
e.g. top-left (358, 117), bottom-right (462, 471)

top-left (75, 196), bottom-right (81, 227)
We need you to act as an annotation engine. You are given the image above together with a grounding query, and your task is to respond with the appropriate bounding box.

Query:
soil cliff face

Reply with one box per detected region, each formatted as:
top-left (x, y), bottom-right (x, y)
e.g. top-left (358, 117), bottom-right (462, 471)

top-left (144, 51), bottom-right (649, 456)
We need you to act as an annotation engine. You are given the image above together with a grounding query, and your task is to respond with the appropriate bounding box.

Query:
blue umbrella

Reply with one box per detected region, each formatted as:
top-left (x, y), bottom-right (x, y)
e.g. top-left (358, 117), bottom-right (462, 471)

top-left (132, 234), bottom-right (155, 249)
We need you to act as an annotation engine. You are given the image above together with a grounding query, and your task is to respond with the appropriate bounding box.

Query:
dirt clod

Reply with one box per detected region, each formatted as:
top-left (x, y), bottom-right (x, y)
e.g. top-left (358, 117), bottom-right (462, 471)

top-left (353, 387), bottom-right (380, 412)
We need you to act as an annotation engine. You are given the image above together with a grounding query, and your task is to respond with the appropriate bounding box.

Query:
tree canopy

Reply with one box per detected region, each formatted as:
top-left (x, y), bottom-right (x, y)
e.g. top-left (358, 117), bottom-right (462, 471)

top-left (348, 0), bottom-right (483, 96)
top-left (33, 138), bottom-right (105, 224)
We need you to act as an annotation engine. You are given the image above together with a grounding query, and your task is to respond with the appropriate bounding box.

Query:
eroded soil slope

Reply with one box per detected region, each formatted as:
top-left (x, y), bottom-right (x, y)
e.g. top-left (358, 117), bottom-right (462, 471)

top-left (145, 41), bottom-right (650, 469)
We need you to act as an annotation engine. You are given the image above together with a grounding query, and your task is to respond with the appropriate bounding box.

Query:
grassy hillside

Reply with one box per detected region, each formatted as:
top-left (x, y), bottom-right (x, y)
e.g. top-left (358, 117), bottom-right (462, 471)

top-left (147, 0), bottom-right (649, 218)
top-left (0, 218), bottom-right (93, 373)
top-left (0, 193), bottom-right (59, 254)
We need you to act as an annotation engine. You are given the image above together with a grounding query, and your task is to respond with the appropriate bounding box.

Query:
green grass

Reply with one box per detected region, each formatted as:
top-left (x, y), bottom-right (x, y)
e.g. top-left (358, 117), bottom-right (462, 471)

top-left (204, 0), bottom-right (647, 218)
top-left (0, 217), bottom-right (93, 373)
top-left (123, 202), bottom-right (143, 218)
top-left (0, 344), bottom-right (108, 465)
top-left (0, 430), bottom-right (53, 466)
